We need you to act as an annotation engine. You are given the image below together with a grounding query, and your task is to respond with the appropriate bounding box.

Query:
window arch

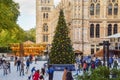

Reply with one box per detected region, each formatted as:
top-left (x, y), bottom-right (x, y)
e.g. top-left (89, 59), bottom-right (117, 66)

top-left (113, 24), bottom-right (118, 34)
top-left (96, 24), bottom-right (100, 38)
top-left (43, 13), bottom-right (46, 18)
top-left (46, 13), bottom-right (48, 18)
top-left (90, 4), bottom-right (94, 15)
top-left (48, 0), bottom-right (50, 3)
top-left (43, 34), bottom-right (48, 42)
top-left (114, 4), bottom-right (118, 15)
top-left (96, 4), bottom-right (100, 15)
top-left (112, 0), bottom-right (116, 3)
top-left (108, 4), bottom-right (112, 15)
top-left (108, 24), bottom-right (112, 36)
top-left (43, 13), bottom-right (48, 19)
top-left (93, 0), bottom-right (97, 3)
top-left (43, 24), bottom-right (48, 32)
top-left (90, 24), bottom-right (94, 38)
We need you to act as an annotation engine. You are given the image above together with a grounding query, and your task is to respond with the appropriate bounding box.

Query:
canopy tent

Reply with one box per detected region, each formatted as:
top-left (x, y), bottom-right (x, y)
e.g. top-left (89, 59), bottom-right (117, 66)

top-left (95, 49), bottom-right (103, 57)
top-left (23, 40), bottom-right (35, 44)
top-left (105, 33), bottom-right (120, 39)
top-left (10, 41), bottom-right (46, 56)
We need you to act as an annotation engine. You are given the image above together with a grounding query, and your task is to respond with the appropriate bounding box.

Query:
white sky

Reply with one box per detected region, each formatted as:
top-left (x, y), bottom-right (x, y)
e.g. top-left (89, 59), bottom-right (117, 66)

top-left (13, 0), bottom-right (61, 30)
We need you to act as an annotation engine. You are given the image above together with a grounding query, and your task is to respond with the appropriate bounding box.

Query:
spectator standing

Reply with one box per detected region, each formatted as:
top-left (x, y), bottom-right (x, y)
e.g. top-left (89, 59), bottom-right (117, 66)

top-left (74, 62), bottom-right (79, 75)
top-left (83, 61), bottom-right (87, 72)
top-left (113, 60), bottom-right (118, 69)
top-left (91, 60), bottom-right (95, 71)
top-left (109, 57), bottom-right (114, 68)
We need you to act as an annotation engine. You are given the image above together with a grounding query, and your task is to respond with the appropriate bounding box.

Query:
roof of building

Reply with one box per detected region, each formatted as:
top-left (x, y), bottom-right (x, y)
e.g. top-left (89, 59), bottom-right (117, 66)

top-left (105, 33), bottom-right (120, 39)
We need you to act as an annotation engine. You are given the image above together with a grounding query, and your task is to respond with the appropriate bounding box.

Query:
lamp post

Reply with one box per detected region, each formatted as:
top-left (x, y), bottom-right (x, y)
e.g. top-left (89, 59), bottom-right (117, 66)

top-left (47, 44), bottom-right (51, 64)
top-left (82, 0), bottom-right (84, 53)
top-left (99, 41), bottom-right (110, 67)
top-left (19, 43), bottom-right (24, 57)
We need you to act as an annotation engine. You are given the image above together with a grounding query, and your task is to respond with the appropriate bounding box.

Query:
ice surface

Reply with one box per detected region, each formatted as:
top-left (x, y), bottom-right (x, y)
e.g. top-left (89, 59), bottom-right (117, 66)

top-left (0, 61), bottom-right (76, 80)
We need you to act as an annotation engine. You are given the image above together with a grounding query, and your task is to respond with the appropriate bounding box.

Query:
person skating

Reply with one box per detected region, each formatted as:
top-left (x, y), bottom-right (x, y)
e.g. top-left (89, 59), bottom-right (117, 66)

top-left (66, 69), bottom-right (73, 80)
top-left (20, 61), bottom-right (25, 76)
top-left (7, 61), bottom-right (11, 73)
top-left (26, 59), bottom-right (30, 74)
top-left (32, 70), bottom-right (40, 80)
top-left (41, 68), bottom-right (45, 76)
top-left (47, 65), bottom-right (54, 80)
top-left (62, 67), bottom-right (68, 80)
top-left (3, 61), bottom-right (8, 76)
top-left (16, 59), bottom-right (21, 71)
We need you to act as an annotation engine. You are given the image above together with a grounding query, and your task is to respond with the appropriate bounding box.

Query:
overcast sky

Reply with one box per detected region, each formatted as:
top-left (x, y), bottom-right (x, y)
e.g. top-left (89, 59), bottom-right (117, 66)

top-left (13, 0), bottom-right (61, 30)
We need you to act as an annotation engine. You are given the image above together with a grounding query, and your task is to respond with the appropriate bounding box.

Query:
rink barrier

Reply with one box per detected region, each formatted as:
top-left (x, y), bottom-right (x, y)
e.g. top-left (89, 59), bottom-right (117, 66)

top-left (49, 64), bottom-right (75, 71)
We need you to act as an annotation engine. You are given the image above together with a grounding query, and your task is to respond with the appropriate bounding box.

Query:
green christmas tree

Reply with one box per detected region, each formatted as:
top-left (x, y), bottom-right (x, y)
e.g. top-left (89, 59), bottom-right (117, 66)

top-left (49, 10), bottom-right (75, 64)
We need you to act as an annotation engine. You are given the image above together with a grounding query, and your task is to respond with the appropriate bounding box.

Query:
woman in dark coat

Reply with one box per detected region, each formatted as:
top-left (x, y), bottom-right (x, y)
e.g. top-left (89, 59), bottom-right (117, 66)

top-left (66, 70), bottom-right (74, 80)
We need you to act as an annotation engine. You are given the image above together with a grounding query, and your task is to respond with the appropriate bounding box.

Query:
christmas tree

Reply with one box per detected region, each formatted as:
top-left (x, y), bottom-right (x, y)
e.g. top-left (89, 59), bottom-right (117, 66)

top-left (49, 10), bottom-right (75, 64)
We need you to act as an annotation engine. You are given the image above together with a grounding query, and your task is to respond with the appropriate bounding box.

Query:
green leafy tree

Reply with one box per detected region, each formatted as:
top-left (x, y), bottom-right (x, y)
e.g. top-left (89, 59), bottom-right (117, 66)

top-left (49, 10), bottom-right (75, 64)
top-left (76, 66), bottom-right (120, 80)
top-left (0, 27), bottom-right (25, 47)
top-left (0, 0), bottom-right (20, 31)
top-left (0, 0), bottom-right (36, 52)
top-left (24, 28), bottom-right (36, 42)
top-left (0, 0), bottom-right (26, 47)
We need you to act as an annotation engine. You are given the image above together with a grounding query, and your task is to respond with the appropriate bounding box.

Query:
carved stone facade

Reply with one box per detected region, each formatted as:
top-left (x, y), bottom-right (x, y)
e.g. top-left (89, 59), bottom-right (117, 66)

top-left (36, 0), bottom-right (120, 55)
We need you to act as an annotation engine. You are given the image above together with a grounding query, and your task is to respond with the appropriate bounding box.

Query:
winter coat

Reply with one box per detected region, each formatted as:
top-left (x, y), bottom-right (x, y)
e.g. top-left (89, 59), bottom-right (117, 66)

top-left (83, 63), bottom-right (87, 69)
top-left (109, 57), bottom-right (113, 64)
top-left (66, 71), bottom-right (73, 80)
top-left (33, 72), bottom-right (40, 80)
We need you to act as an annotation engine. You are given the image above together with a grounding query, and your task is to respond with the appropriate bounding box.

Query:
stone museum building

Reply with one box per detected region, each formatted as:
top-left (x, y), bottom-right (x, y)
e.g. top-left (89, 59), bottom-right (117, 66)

top-left (36, 0), bottom-right (120, 55)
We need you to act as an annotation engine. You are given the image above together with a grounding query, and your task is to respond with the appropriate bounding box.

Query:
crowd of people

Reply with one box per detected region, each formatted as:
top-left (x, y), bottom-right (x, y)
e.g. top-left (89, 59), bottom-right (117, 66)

top-left (1, 54), bottom-right (120, 80)
top-left (74, 55), bottom-right (120, 75)
top-left (0, 55), bottom-right (41, 80)
top-left (14, 55), bottom-right (46, 80)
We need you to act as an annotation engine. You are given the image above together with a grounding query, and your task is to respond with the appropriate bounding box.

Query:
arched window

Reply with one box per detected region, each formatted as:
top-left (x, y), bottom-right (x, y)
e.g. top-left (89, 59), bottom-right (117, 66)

top-left (93, 0), bottom-right (97, 3)
top-left (43, 35), bottom-right (48, 42)
top-left (43, 13), bottom-right (46, 18)
top-left (113, 24), bottom-right (118, 34)
top-left (44, 0), bottom-right (46, 3)
top-left (114, 4), bottom-right (118, 15)
top-left (90, 4), bottom-right (94, 15)
top-left (108, 24), bottom-right (112, 36)
top-left (48, 0), bottom-right (50, 3)
top-left (112, 0), bottom-right (115, 2)
top-left (108, 4), bottom-right (112, 15)
top-left (46, 13), bottom-right (48, 18)
top-left (43, 24), bottom-right (48, 32)
top-left (41, 0), bottom-right (43, 3)
top-left (96, 24), bottom-right (100, 38)
top-left (90, 24), bottom-right (94, 38)
top-left (96, 4), bottom-right (100, 15)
